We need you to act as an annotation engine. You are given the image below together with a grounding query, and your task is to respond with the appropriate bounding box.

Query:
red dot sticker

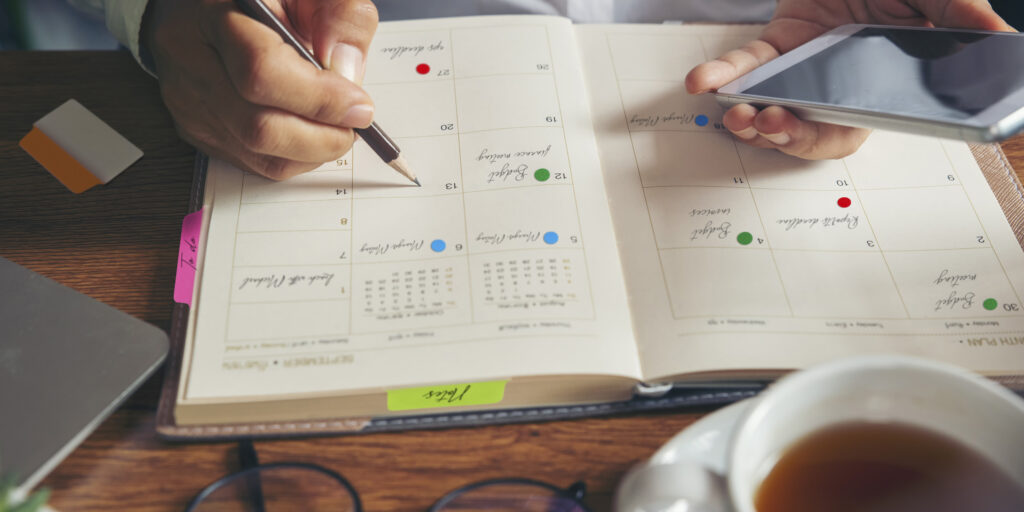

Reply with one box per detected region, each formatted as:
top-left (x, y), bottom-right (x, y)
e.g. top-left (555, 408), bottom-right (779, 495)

top-left (837, 197), bottom-right (852, 208)
top-left (416, 63), bottom-right (430, 75)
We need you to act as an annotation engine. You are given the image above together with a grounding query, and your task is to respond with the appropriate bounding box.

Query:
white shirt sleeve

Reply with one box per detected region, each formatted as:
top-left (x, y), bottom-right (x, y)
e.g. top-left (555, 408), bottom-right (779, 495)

top-left (71, 0), bottom-right (152, 69)
top-left (374, 0), bottom-right (775, 23)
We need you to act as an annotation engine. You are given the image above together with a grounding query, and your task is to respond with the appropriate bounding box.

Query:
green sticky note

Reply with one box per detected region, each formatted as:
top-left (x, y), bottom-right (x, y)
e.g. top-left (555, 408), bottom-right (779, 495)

top-left (387, 380), bottom-right (507, 411)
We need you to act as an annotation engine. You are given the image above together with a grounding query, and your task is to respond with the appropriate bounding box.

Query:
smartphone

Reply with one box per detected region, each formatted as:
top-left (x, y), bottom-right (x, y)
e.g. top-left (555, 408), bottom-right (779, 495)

top-left (715, 25), bottom-right (1024, 142)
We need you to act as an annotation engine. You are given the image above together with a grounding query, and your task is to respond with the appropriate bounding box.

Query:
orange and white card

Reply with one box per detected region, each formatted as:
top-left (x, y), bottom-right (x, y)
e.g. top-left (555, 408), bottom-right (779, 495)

top-left (19, 99), bottom-right (143, 193)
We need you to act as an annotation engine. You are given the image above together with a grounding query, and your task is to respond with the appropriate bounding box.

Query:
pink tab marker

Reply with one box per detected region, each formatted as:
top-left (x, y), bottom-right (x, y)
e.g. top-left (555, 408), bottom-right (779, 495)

top-left (174, 209), bottom-right (204, 306)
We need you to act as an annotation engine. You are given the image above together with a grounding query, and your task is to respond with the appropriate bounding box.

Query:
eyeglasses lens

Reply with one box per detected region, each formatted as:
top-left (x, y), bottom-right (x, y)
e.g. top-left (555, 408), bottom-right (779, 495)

top-left (434, 482), bottom-right (587, 512)
top-left (189, 466), bottom-right (358, 512)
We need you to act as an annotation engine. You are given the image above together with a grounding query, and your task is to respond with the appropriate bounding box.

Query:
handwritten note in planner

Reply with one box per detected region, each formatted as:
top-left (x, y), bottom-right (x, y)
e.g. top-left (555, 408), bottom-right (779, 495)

top-left (183, 17), bottom-right (640, 400)
top-left (577, 24), bottom-right (1024, 377)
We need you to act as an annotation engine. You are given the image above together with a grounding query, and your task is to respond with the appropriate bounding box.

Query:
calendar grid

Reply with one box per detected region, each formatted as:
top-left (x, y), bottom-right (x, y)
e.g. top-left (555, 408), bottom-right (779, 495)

top-left (542, 23), bottom-right (597, 323)
top-left (597, 29), bottom-right (1024, 324)
top-left (447, 27), bottom-right (476, 323)
top-left (726, 137), bottom-right (796, 316)
top-left (219, 331), bottom-right (603, 361)
top-left (180, 21), bottom-right (1024, 403)
top-left (838, 154), bottom-right (912, 318)
top-left (940, 143), bottom-right (1024, 308)
top-left (603, 34), bottom-right (681, 319)
top-left (206, 22), bottom-right (604, 362)
top-left (347, 130), bottom-right (355, 336)
top-left (222, 318), bottom-right (600, 344)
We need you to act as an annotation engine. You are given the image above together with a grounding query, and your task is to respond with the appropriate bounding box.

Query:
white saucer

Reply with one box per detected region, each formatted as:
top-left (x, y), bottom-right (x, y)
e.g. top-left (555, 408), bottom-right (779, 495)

top-left (649, 398), bottom-right (755, 475)
top-left (615, 398), bottom-right (757, 512)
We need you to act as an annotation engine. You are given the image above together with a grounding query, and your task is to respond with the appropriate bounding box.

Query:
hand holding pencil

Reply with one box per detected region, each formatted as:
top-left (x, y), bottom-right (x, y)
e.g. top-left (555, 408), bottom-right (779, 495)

top-left (141, 0), bottom-right (417, 184)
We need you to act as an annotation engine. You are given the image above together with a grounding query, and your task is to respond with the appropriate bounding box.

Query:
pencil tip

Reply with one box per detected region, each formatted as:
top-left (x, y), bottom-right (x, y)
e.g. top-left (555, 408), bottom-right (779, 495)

top-left (388, 155), bottom-right (419, 186)
top-left (414, 178), bottom-right (421, 187)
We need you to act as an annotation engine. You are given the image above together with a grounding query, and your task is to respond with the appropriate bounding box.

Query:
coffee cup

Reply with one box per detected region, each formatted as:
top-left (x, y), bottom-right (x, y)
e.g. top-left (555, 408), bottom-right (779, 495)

top-left (616, 355), bottom-right (1024, 512)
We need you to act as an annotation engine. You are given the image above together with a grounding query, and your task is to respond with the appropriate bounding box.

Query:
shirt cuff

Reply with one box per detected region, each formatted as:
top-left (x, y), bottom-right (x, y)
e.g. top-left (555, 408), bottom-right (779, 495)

top-left (104, 0), bottom-right (157, 75)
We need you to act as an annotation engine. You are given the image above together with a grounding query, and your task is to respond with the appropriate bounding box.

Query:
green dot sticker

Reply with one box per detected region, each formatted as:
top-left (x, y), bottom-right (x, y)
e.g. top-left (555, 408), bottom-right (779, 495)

top-left (534, 168), bottom-right (550, 182)
top-left (737, 232), bottom-right (753, 246)
top-left (983, 298), bottom-right (998, 311)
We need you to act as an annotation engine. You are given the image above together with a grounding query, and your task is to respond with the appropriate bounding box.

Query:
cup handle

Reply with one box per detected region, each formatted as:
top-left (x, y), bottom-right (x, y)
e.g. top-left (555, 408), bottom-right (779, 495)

top-left (615, 462), bottom-right (731, 512)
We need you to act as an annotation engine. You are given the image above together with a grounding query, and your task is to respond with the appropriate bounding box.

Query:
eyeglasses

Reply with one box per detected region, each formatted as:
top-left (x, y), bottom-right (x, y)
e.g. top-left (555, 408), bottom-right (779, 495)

top-left (184, 440), bottom-right (592, 511)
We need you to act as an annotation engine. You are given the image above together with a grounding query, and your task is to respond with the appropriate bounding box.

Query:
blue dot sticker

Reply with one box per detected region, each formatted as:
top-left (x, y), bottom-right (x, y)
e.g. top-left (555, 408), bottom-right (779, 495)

top-left (430, 239), bottom-right (446, 252)
top-left (695, 114), bottom-right (709, 127)
top-left (543, 231), bottom-right (559, 245)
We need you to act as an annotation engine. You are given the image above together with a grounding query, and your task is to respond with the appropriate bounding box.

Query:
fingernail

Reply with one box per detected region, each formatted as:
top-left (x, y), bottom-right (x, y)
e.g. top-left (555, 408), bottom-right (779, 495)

top-left (329, 43), bottom-right (365, 83)
top-left (760, 131), bottom-right (791, 145)
top-left (341, 104), bottom-right (374, 128)
top-left (731, 126), bottom-right (758, 140)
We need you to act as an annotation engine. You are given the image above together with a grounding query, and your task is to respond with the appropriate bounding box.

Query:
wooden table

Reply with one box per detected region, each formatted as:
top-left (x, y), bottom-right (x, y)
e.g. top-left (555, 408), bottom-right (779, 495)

top-left (2, 51), bottom-right (1023, 512)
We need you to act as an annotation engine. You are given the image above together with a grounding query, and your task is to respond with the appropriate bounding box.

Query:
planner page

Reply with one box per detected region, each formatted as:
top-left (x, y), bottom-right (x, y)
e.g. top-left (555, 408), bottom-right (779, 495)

top-left (577, 24), bottom-right (1024, 381)
top-left (180, 16), bottom-right (640, 403)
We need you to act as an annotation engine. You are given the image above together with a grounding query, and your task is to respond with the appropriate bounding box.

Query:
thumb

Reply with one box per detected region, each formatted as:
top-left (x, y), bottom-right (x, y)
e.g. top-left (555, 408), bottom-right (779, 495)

top-left (911, 0), bottom-right (1015, 31)
top-left (685, 40), bottom-right (780, 94)
top-left (284, 0), bottom-right (379, 82)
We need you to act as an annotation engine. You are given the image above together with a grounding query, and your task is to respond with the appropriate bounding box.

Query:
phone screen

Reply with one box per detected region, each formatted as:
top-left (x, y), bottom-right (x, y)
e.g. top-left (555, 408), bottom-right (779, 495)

top-left (742, 28), bottom-right (1024, 120)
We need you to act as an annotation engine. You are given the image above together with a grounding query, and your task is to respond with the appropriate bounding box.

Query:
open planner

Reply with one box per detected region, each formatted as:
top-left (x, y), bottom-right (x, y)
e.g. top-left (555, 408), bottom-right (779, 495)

top-left (157, 16), bottom-right (1024, 438)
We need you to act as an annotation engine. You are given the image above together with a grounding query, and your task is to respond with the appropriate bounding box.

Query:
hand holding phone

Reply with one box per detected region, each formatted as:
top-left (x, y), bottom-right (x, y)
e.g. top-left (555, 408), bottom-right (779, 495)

top-left (715, 25), bottom-right (1024, 143)
top-left (685, 0), bottom-right (1017, 160)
